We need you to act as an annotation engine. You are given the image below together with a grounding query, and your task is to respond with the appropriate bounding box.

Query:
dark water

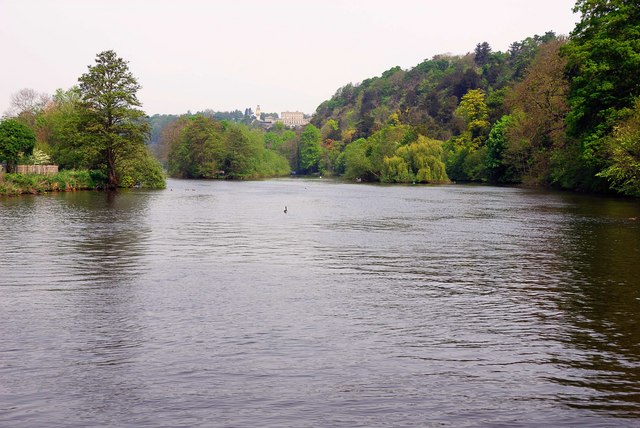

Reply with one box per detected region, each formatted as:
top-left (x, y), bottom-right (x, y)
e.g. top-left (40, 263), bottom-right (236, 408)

top-left (1, 178), bottom-right (640, 427)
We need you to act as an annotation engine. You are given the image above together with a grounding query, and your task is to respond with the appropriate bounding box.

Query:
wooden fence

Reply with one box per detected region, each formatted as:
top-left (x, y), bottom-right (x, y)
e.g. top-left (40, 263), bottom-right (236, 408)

top-left (15, 165), bottom-right (59, 175)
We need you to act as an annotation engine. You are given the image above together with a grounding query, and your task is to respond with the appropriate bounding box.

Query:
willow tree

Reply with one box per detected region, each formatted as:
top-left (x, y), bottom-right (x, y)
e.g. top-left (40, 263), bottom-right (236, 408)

top-left (78, 50), bottom-right (162, 189)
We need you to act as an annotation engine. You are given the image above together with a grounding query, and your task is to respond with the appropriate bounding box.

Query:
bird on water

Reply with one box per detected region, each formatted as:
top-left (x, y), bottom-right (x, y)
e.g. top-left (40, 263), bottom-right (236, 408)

top-left (284, 206), bottom-right (288, 214)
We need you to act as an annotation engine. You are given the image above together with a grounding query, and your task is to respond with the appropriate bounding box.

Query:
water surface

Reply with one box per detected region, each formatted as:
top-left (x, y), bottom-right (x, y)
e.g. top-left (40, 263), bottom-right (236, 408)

top-left (1, 179), bottom-right (640, 427)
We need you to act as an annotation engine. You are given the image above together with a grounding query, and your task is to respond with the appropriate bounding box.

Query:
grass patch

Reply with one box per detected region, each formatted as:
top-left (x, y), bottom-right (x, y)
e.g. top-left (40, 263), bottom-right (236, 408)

top-left (0, 170), bottom-right (98, 196)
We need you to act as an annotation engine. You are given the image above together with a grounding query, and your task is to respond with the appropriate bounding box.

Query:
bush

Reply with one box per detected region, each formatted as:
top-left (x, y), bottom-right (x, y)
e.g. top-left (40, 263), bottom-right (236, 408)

top-left (116, 147), bottom-right (166, 189)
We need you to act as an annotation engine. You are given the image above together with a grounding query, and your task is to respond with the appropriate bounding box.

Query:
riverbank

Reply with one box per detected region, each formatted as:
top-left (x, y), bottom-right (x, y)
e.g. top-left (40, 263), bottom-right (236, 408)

top-left (0, 170), bottom-right (98, 196)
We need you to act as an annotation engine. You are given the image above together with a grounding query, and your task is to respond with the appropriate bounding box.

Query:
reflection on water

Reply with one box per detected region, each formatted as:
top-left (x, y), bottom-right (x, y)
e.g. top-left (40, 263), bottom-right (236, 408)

top-left (545, 195), bottom-right (640, 416)
top-left (1, 180), bottom-right (639, 427)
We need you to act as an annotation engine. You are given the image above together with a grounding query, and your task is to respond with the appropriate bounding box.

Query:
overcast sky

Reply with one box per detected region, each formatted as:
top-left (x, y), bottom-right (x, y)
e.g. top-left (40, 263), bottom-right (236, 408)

top-left (1, 0), bottom-right (579, 116)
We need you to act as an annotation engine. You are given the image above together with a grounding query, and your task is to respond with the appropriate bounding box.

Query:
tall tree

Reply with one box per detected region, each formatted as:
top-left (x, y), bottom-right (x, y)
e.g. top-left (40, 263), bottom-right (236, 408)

top-left (78, 50), bottom-right (158, 189)
top-left (474, 42), bottom-right (492, 66)
top-left (502, 38), bottom-right (570, 185)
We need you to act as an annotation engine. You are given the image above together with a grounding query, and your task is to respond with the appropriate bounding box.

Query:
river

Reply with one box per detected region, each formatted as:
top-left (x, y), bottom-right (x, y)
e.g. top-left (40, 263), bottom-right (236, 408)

top-left (1, 178), bottom-right (640, 427)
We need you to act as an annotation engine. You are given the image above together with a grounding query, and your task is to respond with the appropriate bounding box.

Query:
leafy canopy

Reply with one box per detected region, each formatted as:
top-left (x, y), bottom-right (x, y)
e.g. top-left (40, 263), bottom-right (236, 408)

top-left (0, 118), bottom-right (36, 171)
top-left (563, 0), bottom-right (640, 163)
top-left (78, 50), bottom-right (164, 189)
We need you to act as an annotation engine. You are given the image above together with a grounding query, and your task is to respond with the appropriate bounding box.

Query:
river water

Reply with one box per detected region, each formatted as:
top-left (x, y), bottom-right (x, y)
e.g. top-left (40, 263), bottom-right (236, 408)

top-left (1, 178), bottom-right (640, 427)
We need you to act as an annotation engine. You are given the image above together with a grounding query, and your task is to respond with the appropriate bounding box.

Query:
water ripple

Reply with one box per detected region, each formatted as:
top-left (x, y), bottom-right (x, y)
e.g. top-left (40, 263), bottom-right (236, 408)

top-left (1, 180), bottom-right (640, 427)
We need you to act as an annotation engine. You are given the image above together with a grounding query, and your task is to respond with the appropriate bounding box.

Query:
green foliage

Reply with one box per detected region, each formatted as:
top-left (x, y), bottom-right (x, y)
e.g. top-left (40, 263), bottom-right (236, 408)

top-left (320, 118), bottom-right (341, 142)
top-left (508, 32), bottom-right (557, 80)
top-left (116, 145), bottom-right (166, 189)
top-left (437, 89), bottom-right (491, 182)
top-left (461, 146), bottom-right (488, 182)
top-left (444, 137), bottom-right (472, 181)
top-left (222, 125), bottom-right (261, 179)
top-left (310, 30), bottom-right (588, 188)
top-left (0, 118), bottom-right (36, 171)
top-left (146, 113), bottom-right (180, 159)
top-left (339, 138), bottom-right (375, 180)
top-left (365, 124), bottom-right (416, 175)
top-left (474, 42), bottom-right (492, 66)
top-left (264, 123), bottom-right (298, 171)
top-left (563, 0), bottom-right (640, 170)
top-left (382, 155), bottom-right (412, 183)
top-left (42, 87), bottom-right (90, 169)
top-left (299, 124), bottom-right (322, 173)
top-left (319, 138), bottom-right (343, 176)
top-left (312, 52), bottom-right (490, 141)
top-left (165, 115), bottom-right (289, 179)
top-left (456, 89), bottom-right (489, 144)
top-left (0, 170), bottom-right (96, 196)
top-left (337, 123), bottom-right (447, 183)
top-left (485, 115), bottom-right (513, 182)
top-left (264, 123), bottom-right (296, 151)
top-left (78, 50), bottom-right (163, 189)
top-left (167, 115), bottom-right (222, 178)
top-left (256, 148), bottom-right (291, 178)
top-left (381, 136), bottom-right (449, 183)
top-left (597, 100), bottom-right (640, 196)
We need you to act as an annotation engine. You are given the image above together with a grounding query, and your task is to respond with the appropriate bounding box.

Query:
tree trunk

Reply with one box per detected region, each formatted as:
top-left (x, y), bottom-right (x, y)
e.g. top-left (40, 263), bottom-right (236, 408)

top-left (106, 148), bottom-right (118, 190)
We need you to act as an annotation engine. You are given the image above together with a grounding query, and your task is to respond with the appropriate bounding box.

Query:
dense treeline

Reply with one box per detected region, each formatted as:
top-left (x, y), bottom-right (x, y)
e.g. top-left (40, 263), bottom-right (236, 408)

top-left (154, 0), bottom-right (639, 191)
top-left (309, 34), bottom-right (563, 185)
top-left (160, 115), bottom-right (290, 179)
top-left (4, 1), bottom-right (637, 195)
top-left (1, 51), bottom-right (165, 189)
top-left (147, 109), bottom-right (267, 160)
top-left (156, 113), bottom-right (449, 184)
top-left (308, 0), bottom-right (640, 195)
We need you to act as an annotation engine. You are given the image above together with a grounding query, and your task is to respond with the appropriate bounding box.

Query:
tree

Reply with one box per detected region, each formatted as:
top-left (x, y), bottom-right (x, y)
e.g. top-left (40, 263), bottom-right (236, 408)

top-left (78, 50), bottom-right (163, 189)
top-left (222, 124), bottom-right (261, 178)
top-left (166, 115), bottom-right (221, 178)
top-left (0, 119), bottom-right (36, 172)
top-left (5, 88), bottom-right (51, 128)
top-left (597, 99), bottom-right (640, 196)
top-left (264, 122), bottom-right (298, 170)
top-left (563, 0), bottom-right (640, 168)
top-left (474, 42), bottom-right (492, 66)
top-left (320, 118), bottom-right (341, 142)
top-left (508, 32), bottom-right (557, 80)
top-left (502, 38), bottom-right (570, 185)
top-left (43, 87), bottom-right (89, 169)
top-left (485, 115), bottom-right (513, 182)
top-left (456, 89), bottom-right (489, 144)
top-left (164, 116), bottom-right (289, 180)
top-left (339, 138), bottom-right (374, 180)
top-left (299, 124), bottom-right (322, 173)
top-left (382, 135), bottom-right (448, 183)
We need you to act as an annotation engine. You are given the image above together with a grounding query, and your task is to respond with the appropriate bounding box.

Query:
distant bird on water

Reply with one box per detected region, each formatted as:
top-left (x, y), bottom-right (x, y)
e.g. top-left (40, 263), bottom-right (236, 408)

top-left (284, 206), bottom-right (288, 214)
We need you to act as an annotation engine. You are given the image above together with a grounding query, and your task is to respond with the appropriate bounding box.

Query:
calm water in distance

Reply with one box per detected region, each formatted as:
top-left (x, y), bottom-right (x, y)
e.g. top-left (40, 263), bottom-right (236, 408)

top-left (1, 178), bottom-right (640, 427)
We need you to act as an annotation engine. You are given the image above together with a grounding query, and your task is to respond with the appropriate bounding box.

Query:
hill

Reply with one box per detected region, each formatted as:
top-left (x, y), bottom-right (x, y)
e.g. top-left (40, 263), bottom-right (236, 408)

top-left (308, 0), bottom-right (640, 197)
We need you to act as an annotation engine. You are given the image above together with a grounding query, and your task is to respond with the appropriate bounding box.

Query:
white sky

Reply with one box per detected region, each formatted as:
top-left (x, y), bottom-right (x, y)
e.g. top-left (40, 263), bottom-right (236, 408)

top-left (0, 0), bottom-right (579, 116)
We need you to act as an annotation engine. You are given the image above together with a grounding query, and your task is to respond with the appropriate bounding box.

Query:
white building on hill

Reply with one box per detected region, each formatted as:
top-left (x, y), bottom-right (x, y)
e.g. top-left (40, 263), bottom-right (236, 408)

top-left (280, 111), bottom-right (309, 128)
top-left (254, 105), bottom-right (310, 128)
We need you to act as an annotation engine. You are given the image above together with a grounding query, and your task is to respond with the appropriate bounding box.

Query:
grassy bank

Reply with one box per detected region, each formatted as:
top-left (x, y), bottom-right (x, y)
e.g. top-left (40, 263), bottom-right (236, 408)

top-left (0, 170), bottom-right (98, 196)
